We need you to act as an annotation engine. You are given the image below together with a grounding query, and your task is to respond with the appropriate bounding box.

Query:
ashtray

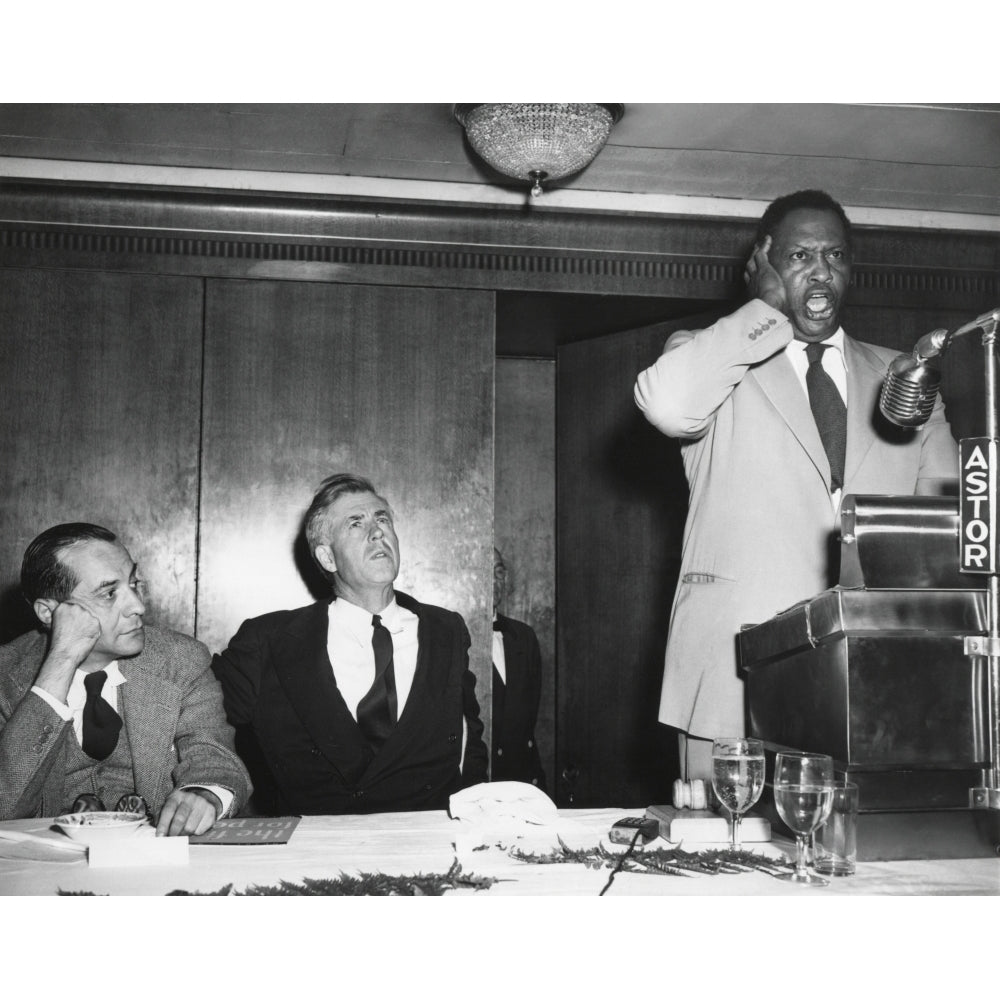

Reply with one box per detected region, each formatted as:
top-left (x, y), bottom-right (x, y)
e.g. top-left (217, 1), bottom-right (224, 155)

top-left (52, 811), bottom-right (149, 844)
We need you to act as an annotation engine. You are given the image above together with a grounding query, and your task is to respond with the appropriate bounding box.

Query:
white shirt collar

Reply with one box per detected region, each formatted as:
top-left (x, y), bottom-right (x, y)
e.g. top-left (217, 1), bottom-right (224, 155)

top-left (788, 327), bottom-right (846, 360)
top-left (330, 594), bottom-right (404, 639)
top-left (66, 660), bottom-right (126, 711)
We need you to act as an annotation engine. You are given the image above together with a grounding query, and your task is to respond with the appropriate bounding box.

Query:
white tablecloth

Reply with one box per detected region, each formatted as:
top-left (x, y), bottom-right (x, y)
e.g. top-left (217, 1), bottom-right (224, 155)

top-left (0, 808), bottom-right (997, 896)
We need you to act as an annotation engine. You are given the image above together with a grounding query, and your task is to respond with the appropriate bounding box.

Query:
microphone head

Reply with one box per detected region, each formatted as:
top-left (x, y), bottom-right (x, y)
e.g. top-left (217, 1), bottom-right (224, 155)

top-left (879, 354), bottom-right (942, 428)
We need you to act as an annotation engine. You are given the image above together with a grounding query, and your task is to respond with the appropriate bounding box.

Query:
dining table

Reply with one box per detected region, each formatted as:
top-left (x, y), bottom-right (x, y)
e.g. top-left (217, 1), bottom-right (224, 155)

top-left (1, 806), bottom-right (997, 896)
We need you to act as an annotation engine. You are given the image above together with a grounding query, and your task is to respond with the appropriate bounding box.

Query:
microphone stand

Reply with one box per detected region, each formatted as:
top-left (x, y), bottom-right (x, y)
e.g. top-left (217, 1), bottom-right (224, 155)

top-left (965, 312), bottom-right (1000, 811)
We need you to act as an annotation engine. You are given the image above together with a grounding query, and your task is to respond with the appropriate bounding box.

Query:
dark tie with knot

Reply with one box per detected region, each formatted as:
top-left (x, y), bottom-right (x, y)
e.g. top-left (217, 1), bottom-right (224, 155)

top-left (805, 341), bottom-right (847, 492)
top-left (356, 614), bottom-right (398, 751)
top-left (81, 670), bottom-right (123, 760)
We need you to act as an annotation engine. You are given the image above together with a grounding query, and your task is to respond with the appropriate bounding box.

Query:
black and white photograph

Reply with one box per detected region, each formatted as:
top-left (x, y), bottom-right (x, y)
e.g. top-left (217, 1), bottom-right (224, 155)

top-left (0, 6), bottom-right (996, 990)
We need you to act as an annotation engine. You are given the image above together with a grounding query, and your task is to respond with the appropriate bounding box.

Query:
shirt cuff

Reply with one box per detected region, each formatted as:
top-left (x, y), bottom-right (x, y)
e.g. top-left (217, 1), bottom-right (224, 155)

top-left (30, 685), bottom-right (73, 721)
top-left (181, 784), bottom-right (235, 818)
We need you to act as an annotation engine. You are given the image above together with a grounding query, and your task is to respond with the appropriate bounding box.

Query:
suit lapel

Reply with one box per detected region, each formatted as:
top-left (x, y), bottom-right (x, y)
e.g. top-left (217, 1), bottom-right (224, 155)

top-left (750, 349), bottom-right (830, 486)
top-left (120, 645), bottom-right (177, 808)
top-left (272, 602), bottom-right (368, 773)
top-left (843, 336), bottom-right (885, 485)
top-left (365, 592), bottom-right (449, 776)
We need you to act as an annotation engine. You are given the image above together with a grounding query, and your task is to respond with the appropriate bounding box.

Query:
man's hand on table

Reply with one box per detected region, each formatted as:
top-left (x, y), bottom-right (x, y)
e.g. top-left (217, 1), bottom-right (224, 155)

top-left (156, 788), bottom-right (222, 837)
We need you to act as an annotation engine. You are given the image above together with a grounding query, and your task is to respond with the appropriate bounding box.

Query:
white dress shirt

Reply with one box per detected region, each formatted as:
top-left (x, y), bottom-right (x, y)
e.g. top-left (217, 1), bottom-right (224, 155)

top-left (327, 595), bottom-right (420, 719)
top-left (492, 616), bottom-right (506, 684)
top-left (785, 328), bottom-right (848, 513)
top-left (33, 660), bottom-right (128, 743)
top-left (32, 661), bottom-right (233, 815)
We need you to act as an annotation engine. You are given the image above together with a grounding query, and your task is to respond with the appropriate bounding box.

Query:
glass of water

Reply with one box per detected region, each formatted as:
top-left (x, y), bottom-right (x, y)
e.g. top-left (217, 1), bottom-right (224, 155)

top-left (773, 751), bottom-right (835, 885)
top-left (711, 737), bottom-right (765, 851)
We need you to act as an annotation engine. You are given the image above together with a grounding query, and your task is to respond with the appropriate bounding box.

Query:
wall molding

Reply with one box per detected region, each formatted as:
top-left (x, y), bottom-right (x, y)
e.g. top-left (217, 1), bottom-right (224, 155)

top-left (1, 179), bottom-right (997, 306)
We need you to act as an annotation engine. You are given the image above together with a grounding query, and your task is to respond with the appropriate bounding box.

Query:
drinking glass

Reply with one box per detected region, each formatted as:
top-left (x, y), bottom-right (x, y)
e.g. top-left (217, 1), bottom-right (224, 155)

top-left (773, 751), bottom-right (834, 885)
top-left (711, 737), bottom-right (765, 851)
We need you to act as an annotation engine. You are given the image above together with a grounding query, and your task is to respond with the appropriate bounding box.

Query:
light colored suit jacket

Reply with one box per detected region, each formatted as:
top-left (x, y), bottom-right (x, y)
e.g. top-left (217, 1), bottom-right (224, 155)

top-left (635, 299), bottom-right (958, 738)
top-left (0, 626), bottom-right (251, 819)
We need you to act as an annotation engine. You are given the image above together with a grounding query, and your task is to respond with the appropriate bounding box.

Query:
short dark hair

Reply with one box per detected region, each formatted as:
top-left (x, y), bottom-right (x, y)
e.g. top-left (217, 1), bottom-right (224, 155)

top-left (21, 522), bottom-right (118, 605)
top-left (755, 189), bottom-right (852, 247)
top-left (303, 473), bottom-right (386, 577)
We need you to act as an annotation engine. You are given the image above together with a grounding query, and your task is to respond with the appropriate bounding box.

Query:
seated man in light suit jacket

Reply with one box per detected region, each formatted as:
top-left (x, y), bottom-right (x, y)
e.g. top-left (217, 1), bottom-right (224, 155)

top-left (0, 523), bottom-right (251, 834)
top-left (634, 189), bottom-right (959, 782)
top-left (212, 472), bottom-right (489, 816)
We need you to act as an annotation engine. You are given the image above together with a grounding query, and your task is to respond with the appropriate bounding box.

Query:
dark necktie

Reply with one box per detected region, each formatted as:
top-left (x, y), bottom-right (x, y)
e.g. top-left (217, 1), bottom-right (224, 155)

top-left (356, 614), bottom-right (398, 751)
top-left (81, 670), bottom-right (123, 761)
top-left (805, 341), bottom-right (847, 492)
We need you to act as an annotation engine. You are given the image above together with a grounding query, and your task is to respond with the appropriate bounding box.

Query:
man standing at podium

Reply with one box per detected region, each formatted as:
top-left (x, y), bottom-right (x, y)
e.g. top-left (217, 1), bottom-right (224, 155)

top-left (634, 189), bottom-right (958, 782)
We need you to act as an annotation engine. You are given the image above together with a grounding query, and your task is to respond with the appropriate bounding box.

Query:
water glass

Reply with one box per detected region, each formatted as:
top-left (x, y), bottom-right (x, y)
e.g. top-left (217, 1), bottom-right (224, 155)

top-left (711, 737), bottom-right (765, 851)
top-left (813, 780), bottom-right (859, 876)
top-left (773, 751), bottom-right (834, 885)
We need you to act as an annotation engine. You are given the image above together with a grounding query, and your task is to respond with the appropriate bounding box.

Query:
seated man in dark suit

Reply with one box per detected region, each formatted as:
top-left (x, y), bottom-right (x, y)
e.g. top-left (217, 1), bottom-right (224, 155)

top-left (0, 523), bottom-right (251, 834)
top-left (491, 547), bottom-right (546, 790)
top-left (212, 473), bottom-right (489, 815)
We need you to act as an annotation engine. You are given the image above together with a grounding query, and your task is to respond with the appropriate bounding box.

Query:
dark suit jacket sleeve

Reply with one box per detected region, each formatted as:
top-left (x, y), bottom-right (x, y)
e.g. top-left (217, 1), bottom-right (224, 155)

top-left (519, 621), bottom-right (545, 785)
top-left (458, 618), bottom-right (489, 787)
top-left (0, 634), bottom-right (74, 819)
top-left (211, 616), bottom-right (266, 727)
top-left (522, 622), bottom-right (543, 732)
top-left (212, 617), bottom-right (284, 814)
top-left (165, 632), bottom-right (252, 816)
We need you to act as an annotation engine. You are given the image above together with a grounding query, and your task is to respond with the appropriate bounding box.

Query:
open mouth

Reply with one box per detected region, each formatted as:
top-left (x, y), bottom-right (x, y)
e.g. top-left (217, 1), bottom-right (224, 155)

top-left (804, 291), bottom-right (835, 320)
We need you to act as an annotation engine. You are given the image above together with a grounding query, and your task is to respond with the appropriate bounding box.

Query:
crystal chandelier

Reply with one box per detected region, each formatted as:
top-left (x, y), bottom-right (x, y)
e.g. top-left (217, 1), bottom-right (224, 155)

top-left (454, 103), bottom-right (625, 198)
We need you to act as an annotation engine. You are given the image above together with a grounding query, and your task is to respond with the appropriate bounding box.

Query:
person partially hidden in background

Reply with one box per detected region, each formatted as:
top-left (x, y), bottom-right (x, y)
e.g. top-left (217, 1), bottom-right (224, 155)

top-left (491, 547), bottom-right (546, 790)
top-left (634, 189), bottom-right (958, 783)
top-left (212, 473), bottom-right (489, 815)
top-left (0, 523), bottom-right (251, 833)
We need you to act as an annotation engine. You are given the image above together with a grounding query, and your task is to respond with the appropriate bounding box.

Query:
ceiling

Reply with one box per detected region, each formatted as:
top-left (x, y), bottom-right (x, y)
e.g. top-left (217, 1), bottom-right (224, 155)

top-left (1, 103), bottom-right (999, 223)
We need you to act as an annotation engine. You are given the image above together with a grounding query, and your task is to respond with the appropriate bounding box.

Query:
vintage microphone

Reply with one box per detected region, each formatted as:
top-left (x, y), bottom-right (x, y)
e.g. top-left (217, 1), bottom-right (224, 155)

top-left (879, 307), bottom-right (1000, 428)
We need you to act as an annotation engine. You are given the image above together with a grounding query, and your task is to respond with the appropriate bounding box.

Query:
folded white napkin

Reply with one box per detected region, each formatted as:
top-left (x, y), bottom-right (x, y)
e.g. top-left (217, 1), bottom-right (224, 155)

top-left (448, 781), bottom-right (593, 854)
top-left (449, 780), bottom-right (557, 824)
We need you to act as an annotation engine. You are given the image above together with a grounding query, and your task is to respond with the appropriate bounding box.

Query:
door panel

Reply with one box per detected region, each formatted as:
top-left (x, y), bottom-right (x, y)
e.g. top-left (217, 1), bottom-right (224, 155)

top-left (495, 358), bottom-right (555, 789)
top-left (556, 316), bottom-right (714, 806)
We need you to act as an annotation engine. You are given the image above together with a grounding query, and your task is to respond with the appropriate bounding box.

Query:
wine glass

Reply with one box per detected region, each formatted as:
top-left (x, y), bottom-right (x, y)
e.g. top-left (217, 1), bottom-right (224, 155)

top-left (773, 751), bottom-right (834, 885)
top-left (711, 737), bottom-right (765, 851)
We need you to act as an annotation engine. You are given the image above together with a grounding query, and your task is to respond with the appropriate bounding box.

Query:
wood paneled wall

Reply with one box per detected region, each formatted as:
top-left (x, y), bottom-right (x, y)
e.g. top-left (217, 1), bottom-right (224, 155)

top-left (495, 358), bottom-right (555, 788)
top-left (0, 267), bottom-right (202, 641)
top-left (556, 322), bottom-right (692, 806)
top-left (0, 269), bottom-right (496, 732)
